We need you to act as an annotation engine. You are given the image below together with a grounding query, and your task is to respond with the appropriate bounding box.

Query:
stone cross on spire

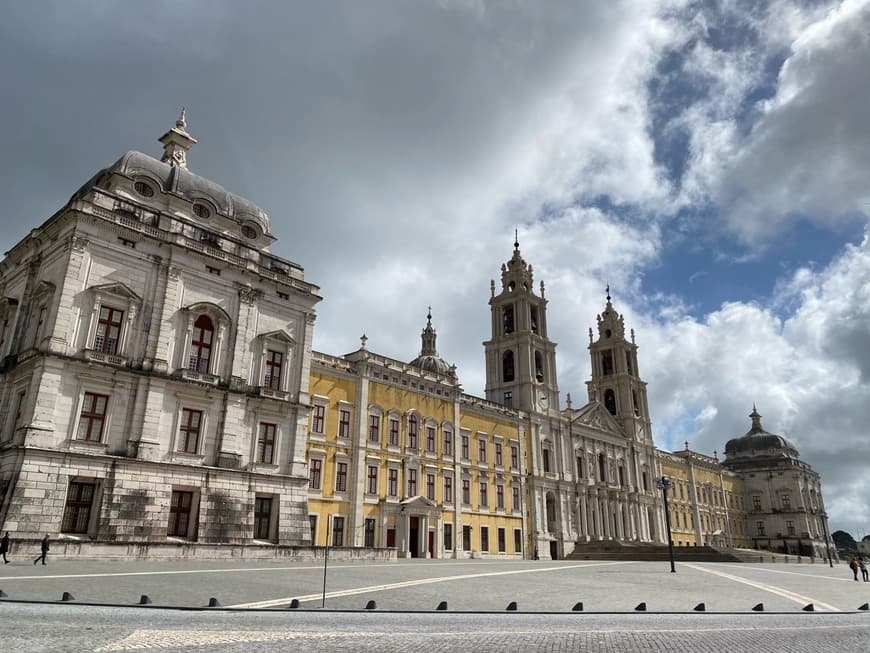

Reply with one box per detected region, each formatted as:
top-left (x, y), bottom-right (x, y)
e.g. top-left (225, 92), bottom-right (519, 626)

top-left (159, 108), bottom-right (197, 169)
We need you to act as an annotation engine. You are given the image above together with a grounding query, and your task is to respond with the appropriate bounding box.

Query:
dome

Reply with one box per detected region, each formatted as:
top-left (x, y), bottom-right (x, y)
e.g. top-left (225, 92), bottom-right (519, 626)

top-left (75, 150), bottom-right (272, 235)
top-left (723, 407), bottom-right (799, 458)
top-left (408, 309), bottom-right (454, 377)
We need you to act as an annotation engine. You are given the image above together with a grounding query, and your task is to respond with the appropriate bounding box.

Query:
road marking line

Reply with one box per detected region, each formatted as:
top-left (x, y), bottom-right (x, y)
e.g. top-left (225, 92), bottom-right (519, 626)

top-left (228, 561), bottom-right (636, 608)
top-left (684, 563), bottom-right (841, 612)
top-left (718, 564), bottom-right (856, 582)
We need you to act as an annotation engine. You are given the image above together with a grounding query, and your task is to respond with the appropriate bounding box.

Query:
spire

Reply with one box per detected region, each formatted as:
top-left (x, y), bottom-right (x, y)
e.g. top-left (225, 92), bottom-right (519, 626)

top-left (159, 108), bottom-right (197, 169)
top-left (514, 228), bottom-right (519, 250)
top-left (749, 404), bottom-right (763, 433)
top-left (420, 307), bottom-right (437, 356)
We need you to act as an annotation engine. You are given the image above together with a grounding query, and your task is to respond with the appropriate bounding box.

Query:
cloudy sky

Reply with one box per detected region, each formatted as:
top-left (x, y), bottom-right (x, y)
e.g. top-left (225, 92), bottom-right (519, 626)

top-left (2, 1), bottom-right (868, 536)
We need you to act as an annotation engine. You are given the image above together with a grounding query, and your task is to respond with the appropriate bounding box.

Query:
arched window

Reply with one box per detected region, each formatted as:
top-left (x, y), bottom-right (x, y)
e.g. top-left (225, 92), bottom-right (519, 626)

top-left (601, 350), bottom-right (614, 375)
top-left (503, 306), bottom-right (514, 334)
top-left (189, 315), bottom-right (214, 373)
top-left (530, 306), bottom-right (538, 334)
top-left (604, 389), bottom-right (616, 415)
top-left (534, 351), bottom-right (544, 381)
top-left (502, 350), bottom-right (515, 382)
top-left (598, 453), bottom-right (607, 482)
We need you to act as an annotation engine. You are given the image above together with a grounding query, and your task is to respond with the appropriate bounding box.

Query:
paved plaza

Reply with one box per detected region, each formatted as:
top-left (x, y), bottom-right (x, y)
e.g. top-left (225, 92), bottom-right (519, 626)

top-left (1, 558), bottom-right (868, 651)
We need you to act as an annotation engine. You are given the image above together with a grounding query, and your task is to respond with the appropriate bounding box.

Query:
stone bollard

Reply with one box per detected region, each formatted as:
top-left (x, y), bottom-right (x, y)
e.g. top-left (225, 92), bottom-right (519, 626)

top-left (207, 597), bottom-right (220, 608)
top-left (506, 601), bottom-right (518, 611)
top-left (858, 603), bottom-right (868, 611)
top-left (572, 602), bottom-right (584, 612)
top-left (802, 603), bottom-right (814, 612)
top-left (365, 600), bottom-right (377, 610)
top-left (635, 602), bottom-right (647, 611)
top-left (138, 595), bottom-right (152, 605)
top-left (693, 603), bottom-right (706, 612)
top-left (752, 603), bottom-right (764, 612)
top-left (436, 601), bottom-right (448, 611)
top-left (288, 599), bottom-right (300, 609)
top-left (61, 592), bottom-right (75, 602)
top-left (0, 590), bottom-right (7, 598)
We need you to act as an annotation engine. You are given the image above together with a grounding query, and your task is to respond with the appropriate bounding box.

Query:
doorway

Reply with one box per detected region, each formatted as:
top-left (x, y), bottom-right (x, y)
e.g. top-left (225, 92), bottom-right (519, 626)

top-left (409, 516), bottom-right (419, 558)
top-left (549, 540), bottom-right (558, 560)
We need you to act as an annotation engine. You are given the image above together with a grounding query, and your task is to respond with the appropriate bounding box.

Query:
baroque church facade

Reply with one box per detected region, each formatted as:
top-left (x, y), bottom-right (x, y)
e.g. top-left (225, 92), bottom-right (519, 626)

top-left (0, 118), bottom-right (833, 560)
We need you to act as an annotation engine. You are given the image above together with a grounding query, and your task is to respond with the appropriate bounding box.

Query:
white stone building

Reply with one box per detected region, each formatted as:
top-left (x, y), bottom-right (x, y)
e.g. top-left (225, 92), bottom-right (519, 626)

top-left (0, 114), bottom-right (320, 547)
top-left (722, 407), bottom-right (833, 558)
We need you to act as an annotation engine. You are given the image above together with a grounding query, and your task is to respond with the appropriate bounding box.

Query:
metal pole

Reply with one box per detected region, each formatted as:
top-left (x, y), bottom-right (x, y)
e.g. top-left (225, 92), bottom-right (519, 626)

top-left (820, 514), bottom-right (834, 569)
top-left (659, 476), bottom-right (676, 573)
top-left (321, 543), bottom-right (329, 607)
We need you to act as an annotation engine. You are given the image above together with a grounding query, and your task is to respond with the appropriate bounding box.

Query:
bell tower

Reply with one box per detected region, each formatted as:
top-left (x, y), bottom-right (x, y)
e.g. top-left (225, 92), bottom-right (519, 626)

top-left (586, 287), bottom-right (652, 443)
top-left (484, 236), bottom-right (558, 414)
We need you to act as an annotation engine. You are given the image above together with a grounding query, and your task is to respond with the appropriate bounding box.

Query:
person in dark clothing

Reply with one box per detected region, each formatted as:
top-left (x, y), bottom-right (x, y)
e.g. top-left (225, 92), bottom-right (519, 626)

top-left (859, 558), bottom-right (869, 582)
top-left (0, 532), bottom-right (10, 563)
top-left (848, 557), bottom-right (859, 581)
top-left (33, 534), bottom-right (49, 565)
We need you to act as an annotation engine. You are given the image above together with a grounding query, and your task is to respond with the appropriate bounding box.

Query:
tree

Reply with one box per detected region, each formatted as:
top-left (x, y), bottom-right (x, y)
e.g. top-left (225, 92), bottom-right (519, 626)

top-left (832, 530), bottom-right (857, 554)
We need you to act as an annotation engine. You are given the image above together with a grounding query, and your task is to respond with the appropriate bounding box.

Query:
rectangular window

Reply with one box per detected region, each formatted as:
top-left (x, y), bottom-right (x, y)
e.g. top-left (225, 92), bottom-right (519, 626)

top-left (256, 422), bottom-right (276, 464)
top-left (514, 529), bottom-right (522, 554)
top-left (496, 484), bottom-right (504, 510)
top-left (444, 476), bottom-right (453, 503)
top-left (752, 495), bottom-right (762, 511)
top-left (61, 481), bottom-right (96, 534)
top-left (479, 481), bottom-right (488, 508)
top-left (339, 409), bottom-right (351, 439)
top-left (462, 525), bottom-right (472, 551)
top-left (77, 392), bottom-right (108, 442)
top-left (367, 465), bottom-right (378, 495)
top-left (495, 442), bottom-right (503, 466)
top-left (512, 486), bottom-right (520, 512)
top-left (408, 417), bottom-right (418, 450)
top-left (12, 390), bottom-right (26, 434)
top-left (478, 439), bottom-right (487, 464)
top-left (264, 349), bottom-right (282, 389)
top-left (444, 523), bottom-right (453, 550)
top-left (480, 526), bottom-right (489, 552)
top-left (335, 462), bottom-right (348, 492)
top-left (542, 448), bottom-right (551, 473)
top-left (498, 527), bottom-right (506, 553)
top-left (331, 516), bottom-right (344, 546)
top-left (364, 518), bottom-right (376, 547)
top-left (388, 418), bottom-right (400, 446)
top-left (443, 430), bottom-right (453, 456)
top-left (254, 496), bottom-right (273, 539)
top-left (511, 445), bottom-right (519, 469)
top-left (461, 435), bottom-right (470, 459)
top-left (503, 391), bottom-right (512, 408)
top-left (94, 306), bottom-right (124, 354)
top-left (426, 473), bottom-right (435, 501)
top-left (756, 520), bottom-right (766, 536)
top-left (388, 468), bottom-right (398, 497)
top-left (462, 478), bottom-right (470, 504)
top-left (309, 459), bottom-right (322, 490)
top-left (168, 490), bottom-right (194, 537)
top-left (368, 414), bottom-right (380, 443)
top-left (177, 408), bottom-right (202, 453)
top-left (781, 493), bottom-right (791, 510)
top-left (786, 520), bottom-right (795, 536)
top-left (426, 426), bottom-right (436, 452)
top-left (407, 469), bottom-right (417, 496)
top-left (312, 404), bottom-right (325, 434)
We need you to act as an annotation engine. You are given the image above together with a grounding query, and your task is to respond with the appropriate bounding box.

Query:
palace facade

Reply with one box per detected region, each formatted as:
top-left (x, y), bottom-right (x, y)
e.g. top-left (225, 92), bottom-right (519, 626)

top-left (0, 118), bottom-right (834, 560)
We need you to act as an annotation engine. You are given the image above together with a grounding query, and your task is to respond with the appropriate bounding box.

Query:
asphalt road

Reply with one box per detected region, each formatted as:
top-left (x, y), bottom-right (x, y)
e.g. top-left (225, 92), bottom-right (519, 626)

top-left (1, 558), bottom-right (868, 651)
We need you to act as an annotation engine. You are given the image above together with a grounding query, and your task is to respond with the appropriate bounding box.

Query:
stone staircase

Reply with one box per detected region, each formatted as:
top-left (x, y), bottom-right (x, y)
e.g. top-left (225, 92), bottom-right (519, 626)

top-left (565, 540), bottom-right (741, 562)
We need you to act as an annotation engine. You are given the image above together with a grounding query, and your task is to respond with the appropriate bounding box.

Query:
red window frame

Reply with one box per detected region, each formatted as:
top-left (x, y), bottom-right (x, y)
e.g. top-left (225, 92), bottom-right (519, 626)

top-left (254, 496), bottom-right (272, 539)
top-left (339, 409), bottom-right (351, 439)
top-left (388, 468), bottom-right (398, 497)
top-left (495, 442), bottom-right (503, 466)
top-left (368, 414), bottom-right (380, 442)
top-left (311, 404), bottom-right (325, 434)
top-left (444, 476), bottom-right (453, 503)
top-left (511, 445), bottom-right (519, 469)
top-left (367, 465), bottom-right (378, 494)
top-left (335, 462), bottom-right (348, 492)
top-left (496, 484), bottom-right (504, 509)
top-left (461, 435), bottom-right (469, 459)
top-left (479, 482), bottom-right (488, 507)
top-left (168, 490), bottom-right (193, 537)
top-left (309, 459), bottom-right (322, 490)
top-left (408, 415), bottom-right (418, 449)
top-left (94, 306), bottom-right (124, 354)
top-left (426, 473), bottom-right (435, 500)
top-left (264, 350), bottom-right (283, 389)
top-left (257, 422), bottom-right (276, 464)
top-left (462, 478), bottom-right (470, 504)
top-left (178, 408), bottom-right (202, 454)
top-left (512, 486), bottom-right (520, 511)
top-left (77, 392), bottom-right (108, 442)
top-left (62, 481), bottom-right (96, 534)
top-left (478, 439), bottom-right (487, 464)
top-left (189, 315), bottom-right (214, 373)
top-left (388, 418), bottom-right (399, 446)
top-left (443, 430), bottom-right (453, 456)
top-left (426, 426), bottom-right (436, 452)
top-left (407, 468), bottom-right (417, 496)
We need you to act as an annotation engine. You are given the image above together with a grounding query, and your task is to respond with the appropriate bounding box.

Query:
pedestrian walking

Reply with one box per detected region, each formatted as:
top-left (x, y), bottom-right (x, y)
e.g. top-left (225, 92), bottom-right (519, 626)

top-left (848, 556), bottom-right (859, 581)
top-left (0, 532), bottom-right (10, 564)
top-left (33, 534), bottom-right (49, 565)
top-left (859, 558), bottom-right (869, 582)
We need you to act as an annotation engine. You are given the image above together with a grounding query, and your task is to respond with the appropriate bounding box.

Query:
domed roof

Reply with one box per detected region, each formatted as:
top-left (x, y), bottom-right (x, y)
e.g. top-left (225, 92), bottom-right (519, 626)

top-left (72, 113), bottom-right (271, 236)
top-left (724, 406), bottom-right (799, 458)
top-left (408, 309), bottom-right (454, 377)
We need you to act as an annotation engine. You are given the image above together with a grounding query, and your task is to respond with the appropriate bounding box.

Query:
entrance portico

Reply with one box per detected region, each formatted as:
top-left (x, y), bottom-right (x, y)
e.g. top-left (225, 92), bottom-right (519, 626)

top-left (389, 496), bottom-right (440, 558)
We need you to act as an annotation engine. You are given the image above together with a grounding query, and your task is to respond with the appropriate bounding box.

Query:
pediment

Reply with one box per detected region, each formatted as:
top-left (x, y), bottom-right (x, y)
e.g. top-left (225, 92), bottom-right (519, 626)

top-left (571, 401), bottom-right (625, 437)
top-left (90, 282), bottom-right (142, 303)
top-left (184, 301), bottom-right (232, 323)
top-left (260, 329), bottom-right (295, 345)
top-left (400, 495), bottom-right (438, 509)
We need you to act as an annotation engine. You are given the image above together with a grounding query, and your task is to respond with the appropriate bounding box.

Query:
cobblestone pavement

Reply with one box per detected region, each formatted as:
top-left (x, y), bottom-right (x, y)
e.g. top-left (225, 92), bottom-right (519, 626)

top-left (0, 603), bottom-right (867, 652)
top-left (1, 559), bottom-right (869, 651)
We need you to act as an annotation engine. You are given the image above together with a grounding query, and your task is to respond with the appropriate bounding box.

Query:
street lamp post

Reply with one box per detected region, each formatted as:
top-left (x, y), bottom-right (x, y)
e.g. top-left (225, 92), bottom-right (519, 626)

top-left (820, 512), bottom-right (834, 569)
top-left (656, 476), bottom-right (676, 573)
